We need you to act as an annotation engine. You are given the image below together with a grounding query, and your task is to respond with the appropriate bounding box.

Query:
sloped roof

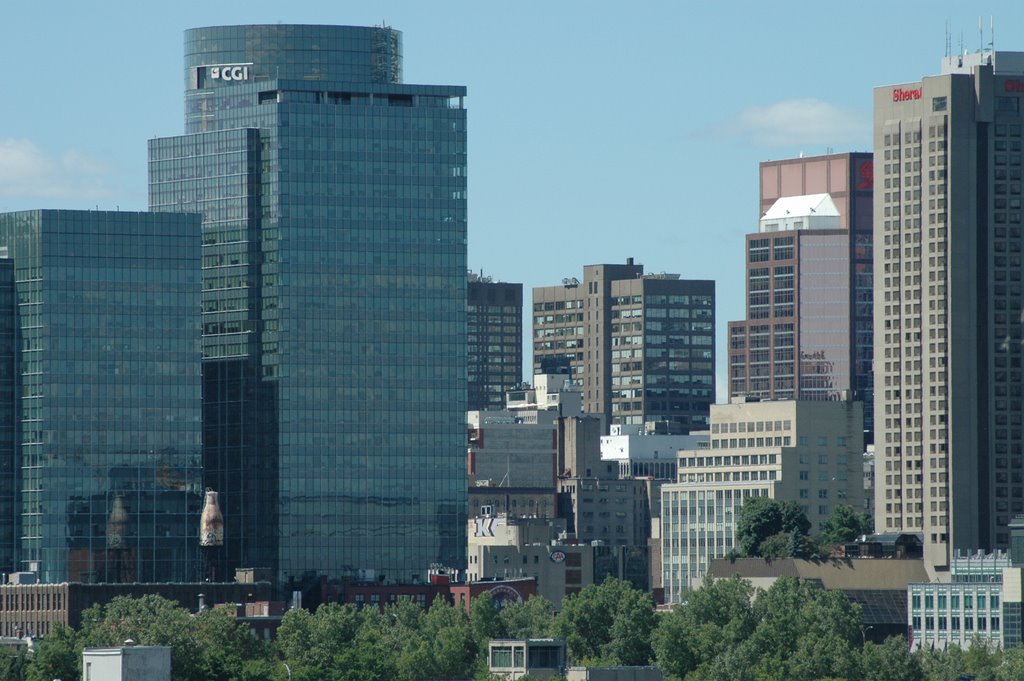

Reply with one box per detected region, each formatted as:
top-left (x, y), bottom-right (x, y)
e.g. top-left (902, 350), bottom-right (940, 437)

top-left (708, 556), bottom-right (928, 590)
top-left (762, 193), bottom-right (840, 220)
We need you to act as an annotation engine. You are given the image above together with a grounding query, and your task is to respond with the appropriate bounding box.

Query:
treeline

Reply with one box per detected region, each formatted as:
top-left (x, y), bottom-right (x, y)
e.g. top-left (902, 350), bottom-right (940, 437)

top-left (12, 576), bottom-right (1024, 681)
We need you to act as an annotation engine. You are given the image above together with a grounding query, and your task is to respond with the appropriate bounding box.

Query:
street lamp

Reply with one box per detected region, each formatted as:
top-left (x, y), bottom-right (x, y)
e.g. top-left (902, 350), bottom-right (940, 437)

top-left (281, 662), bottom-right (291, 681)
top-left (861, 625), bottom-right (874, 646)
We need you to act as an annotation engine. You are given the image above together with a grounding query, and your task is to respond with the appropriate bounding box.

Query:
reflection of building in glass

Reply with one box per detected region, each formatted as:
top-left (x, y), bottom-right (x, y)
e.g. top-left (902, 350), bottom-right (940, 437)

top-left (0, 210), bottom-right (203, 583)
top-left (0, 260), bottom-right (15, 574)
top-left (533, 260), bottom-right (715, 433)
top-left (149, 25), bottom-right (467, 584)
top-left (729, 153), bottom-right (874, 442)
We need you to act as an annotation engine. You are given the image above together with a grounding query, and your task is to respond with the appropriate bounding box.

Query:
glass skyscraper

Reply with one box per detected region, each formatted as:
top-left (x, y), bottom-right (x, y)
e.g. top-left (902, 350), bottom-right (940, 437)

top-left (0, 210), bottom-right (203, 583)
top-left (148, 25), bottom-right (467, 584)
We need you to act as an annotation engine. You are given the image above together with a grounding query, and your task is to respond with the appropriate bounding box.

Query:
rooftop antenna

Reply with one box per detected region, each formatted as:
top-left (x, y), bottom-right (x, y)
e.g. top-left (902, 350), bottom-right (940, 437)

top-left (979, 16), bottom-right (983, 54)
top-left (945, 20), bottom-right (951, 59)
top-left (990, 16), bottom-right (995, 53)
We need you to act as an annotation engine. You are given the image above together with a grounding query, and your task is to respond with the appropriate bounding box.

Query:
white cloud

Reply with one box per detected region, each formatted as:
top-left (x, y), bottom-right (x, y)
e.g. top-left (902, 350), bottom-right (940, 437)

top-left (0, 139), bottom-right (116, 200)
top-left (714, 99), bottom-right (870, 147)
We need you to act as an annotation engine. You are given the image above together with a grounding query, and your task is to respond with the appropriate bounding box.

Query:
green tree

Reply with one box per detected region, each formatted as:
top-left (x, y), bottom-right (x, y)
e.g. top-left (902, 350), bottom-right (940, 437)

top-left (786, 529), bottom-right (813, 559)
top-left (77, 595), bottom-right (202, 681)
top-left (653, 576), bottom-right (756, 680)
top-left (736, 498), bottom-right (812, 557)
top-left (746, 577), bottom-right (862, 680)
top-left (758, 532), bottom-right (790, 560)
top-left (470, 593), bottom-right (506, 643)
top-left (993, 645), bottom-right (1024, 681)
top-left (277, 602), bottom-right (397, 681)
top-left (191, 607), bottom-right (276, 681)
top-left (860, 637), bottom-right (923, 681)
top-left (779, 500), bottom-right (812, 536)
top-left (736, 497), bottom-right (783, 556)
top-left (820, 504), bottom-right (873, 545)
top-left (0, 644), bottom-right (27, 681)
top-left (553, 578), bottom-right (654, 665)
top-left (499, 595), bottom-right (555, 639)
top-left (917, 643), bottom-right (967, 681)
top-left (25, 624), bottom-right (79, 681)
top-left (393, 597), bottom-right (479, 681)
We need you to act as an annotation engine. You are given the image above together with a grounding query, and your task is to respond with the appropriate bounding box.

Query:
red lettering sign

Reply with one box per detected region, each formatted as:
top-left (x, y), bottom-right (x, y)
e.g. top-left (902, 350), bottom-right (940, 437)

top-left (892, 87), bottom-right (923, 102)
top-left (1005, 80), bottom-right (1024, 93)
top-left (858, 161), bottom-right (874, 190)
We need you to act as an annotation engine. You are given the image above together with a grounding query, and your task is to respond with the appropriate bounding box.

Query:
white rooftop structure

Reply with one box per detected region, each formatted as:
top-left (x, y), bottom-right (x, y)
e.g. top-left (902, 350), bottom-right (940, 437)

top-left (759, 193), bottom-right (841, 233)
top-left (505, 374), bottom-right (582, 414)
top-left (601, 424), bottom-right (707, 480)
top-left (940, 49), bottom-right (1024, 76)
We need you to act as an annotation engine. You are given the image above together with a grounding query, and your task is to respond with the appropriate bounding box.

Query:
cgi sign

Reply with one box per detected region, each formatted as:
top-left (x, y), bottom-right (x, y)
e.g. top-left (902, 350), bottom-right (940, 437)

top-left (208, 64), bottom-right (251, 82)
top-left (1005, 80), bottom-right (1024, 93)
top-left (892, 87), bottom-right (923, 102)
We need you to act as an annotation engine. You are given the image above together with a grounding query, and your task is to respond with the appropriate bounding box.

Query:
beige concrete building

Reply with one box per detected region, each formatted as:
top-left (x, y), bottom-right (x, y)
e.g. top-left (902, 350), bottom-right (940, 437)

top-left (467, 515), bottom-right (648, 606)
top-left (660, 398), bottom-right (864, 602)
top-left (873, 50), bottom-right (1024, 570)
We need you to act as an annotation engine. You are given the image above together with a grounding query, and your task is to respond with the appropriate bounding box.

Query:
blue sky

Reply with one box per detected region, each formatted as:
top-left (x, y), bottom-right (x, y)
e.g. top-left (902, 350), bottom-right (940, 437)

top-left (3, 1), bottom-right (1024, 396)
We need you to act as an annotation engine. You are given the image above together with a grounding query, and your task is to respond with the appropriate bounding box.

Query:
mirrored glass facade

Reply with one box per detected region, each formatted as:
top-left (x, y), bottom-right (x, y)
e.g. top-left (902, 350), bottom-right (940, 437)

top-left (0, 210), bottom-right (203, 583)
top-left (149, 25), bottom-right (467, 584)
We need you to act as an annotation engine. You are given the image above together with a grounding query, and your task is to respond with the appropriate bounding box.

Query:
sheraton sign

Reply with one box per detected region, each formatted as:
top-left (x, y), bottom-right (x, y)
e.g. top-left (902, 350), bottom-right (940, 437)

top-left (892, 87), bottom-right (923, 102)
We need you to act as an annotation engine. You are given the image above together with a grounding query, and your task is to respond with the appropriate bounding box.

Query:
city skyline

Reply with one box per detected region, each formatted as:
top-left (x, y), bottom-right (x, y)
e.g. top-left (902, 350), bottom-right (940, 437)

top-left (6, 3), bottom-right (1024, 396)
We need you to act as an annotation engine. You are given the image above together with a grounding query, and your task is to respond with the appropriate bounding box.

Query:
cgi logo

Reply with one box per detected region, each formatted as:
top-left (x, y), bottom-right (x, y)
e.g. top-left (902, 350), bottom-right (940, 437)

top-left (892, 87), bottom-right (923, 102)
top-left (1005, 80), bottom-right (1024, 93)
top-left (208, 64), bottom-right (250, 82)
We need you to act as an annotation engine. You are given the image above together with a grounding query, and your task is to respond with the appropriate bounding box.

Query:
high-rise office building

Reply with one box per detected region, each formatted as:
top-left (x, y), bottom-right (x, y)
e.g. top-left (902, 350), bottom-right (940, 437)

top-left (0, 210), bottom-right (203, 583)
top-left (873, 50), bottom-right (1024, 569)
top-left (0, 260), bottom-right (16, 575)
top-left (467, 273), bottom-right (523, 411)
top-left (149, 25), bottom-right (467, 584)
top-left (728, 152), bottom-right (874, 440)
top-left (533, 260), bottom-right (715, 433)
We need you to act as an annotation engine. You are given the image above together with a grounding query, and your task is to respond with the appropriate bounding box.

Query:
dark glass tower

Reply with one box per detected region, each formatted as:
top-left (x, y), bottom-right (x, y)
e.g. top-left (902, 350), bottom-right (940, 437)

top-left (467, 274), bottom-right (523, 411)
top-left (0, 210), bottom-right (203, 583)
top-left (149, 25), bottom-right (468, 584)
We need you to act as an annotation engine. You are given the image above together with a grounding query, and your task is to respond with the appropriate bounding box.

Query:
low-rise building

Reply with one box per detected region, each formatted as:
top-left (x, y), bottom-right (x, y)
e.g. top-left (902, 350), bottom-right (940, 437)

top-left (661, 398), bottom-right (865, 602)
top-left (908, 550), bottom-right (1024, 650)
top-left (467, 515), bottom-right (648, 606)
top-left (558, 477), bottom-right (649, 546)
top-left (0, 578), bottom-right (273, 638)
top-left (489, 638), bottom-right (566, 680)
top-left (600, 424), bottom-right (707, 480)
top-left (566, 667), bottom-right (663, 681)
top-left (82, 645), bottom-right (171, 681)
top-left (707, 556), bottom-right (928, 642)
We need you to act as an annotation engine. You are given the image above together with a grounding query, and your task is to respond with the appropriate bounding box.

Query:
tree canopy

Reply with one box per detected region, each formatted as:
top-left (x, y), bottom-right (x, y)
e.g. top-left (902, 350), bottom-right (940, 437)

top-left (8, 580), bottom-right (1024, 681)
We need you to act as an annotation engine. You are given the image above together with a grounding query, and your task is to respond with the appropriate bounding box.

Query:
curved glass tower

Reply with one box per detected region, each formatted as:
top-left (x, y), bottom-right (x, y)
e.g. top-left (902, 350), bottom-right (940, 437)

top-left (149, 25), bottom-right (467, 584)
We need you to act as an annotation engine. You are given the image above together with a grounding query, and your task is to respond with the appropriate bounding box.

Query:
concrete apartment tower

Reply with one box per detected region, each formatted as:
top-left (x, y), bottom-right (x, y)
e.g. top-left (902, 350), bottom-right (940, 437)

top-left (533, 261), bottom-right (715, 434)
top-left (149, 25), bottom-right (467, 585)
top-left (873, 50), bottom-right (1024, 570)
